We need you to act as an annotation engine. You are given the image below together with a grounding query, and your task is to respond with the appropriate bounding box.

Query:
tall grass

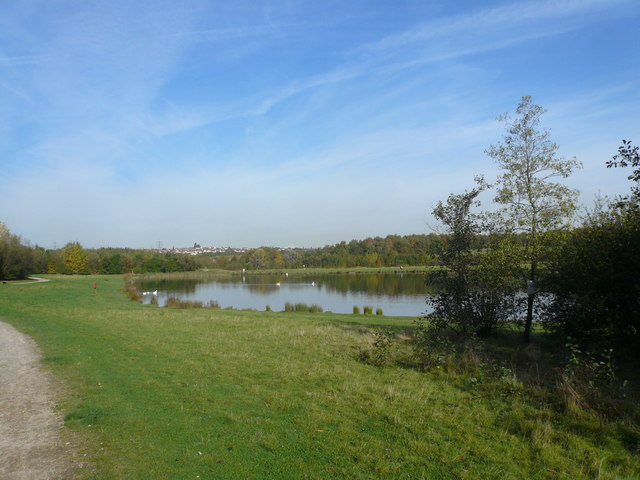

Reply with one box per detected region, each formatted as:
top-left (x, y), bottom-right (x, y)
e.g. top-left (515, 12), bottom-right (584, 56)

top-left (165, 296), bottom-right (220, 309)
top-left (283, 302), bottom-right (323, 313)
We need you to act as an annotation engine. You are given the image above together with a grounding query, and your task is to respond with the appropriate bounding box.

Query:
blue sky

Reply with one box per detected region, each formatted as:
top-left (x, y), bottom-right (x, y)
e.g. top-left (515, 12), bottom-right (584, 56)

top-left (1, 0), bottom-right (639, 249)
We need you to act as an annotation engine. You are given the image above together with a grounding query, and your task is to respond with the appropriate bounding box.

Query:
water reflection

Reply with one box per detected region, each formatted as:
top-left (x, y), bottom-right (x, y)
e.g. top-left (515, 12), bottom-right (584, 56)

top-left (136, 272), bottom-right (435, 317)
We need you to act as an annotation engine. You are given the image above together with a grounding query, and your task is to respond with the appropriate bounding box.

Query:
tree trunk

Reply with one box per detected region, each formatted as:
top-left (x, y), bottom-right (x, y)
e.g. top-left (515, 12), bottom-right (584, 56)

top-left (523, 292), bottom-right (534, 343)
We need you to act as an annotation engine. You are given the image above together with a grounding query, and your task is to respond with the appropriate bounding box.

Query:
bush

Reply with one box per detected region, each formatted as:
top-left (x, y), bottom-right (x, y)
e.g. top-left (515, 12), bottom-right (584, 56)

top-left (265, 305), bottom-right (272, 312)
top-left (122, 276), bottom-right (141, 302)
top-left (544, 207), bottom-right (640, 355)
top-left (353, 306), bottom-right (360, 315)
top-left (375, 308), bottom-right (383, 316)
top-left (0, 223), bottom-right (38, 281)
top-left (358, 330), bottom-right (394, 367)
top-left (363, 305), bottom-right (373, 315)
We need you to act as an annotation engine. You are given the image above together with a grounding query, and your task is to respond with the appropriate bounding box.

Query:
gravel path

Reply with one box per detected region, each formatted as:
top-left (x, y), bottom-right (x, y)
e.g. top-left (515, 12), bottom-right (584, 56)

top-left (0, 321), bottom-right (76, 479)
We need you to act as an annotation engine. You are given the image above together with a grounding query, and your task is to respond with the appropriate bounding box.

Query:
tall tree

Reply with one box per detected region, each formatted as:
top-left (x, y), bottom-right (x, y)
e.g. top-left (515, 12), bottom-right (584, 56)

top-left (485, 96), bottom-right (581, 343)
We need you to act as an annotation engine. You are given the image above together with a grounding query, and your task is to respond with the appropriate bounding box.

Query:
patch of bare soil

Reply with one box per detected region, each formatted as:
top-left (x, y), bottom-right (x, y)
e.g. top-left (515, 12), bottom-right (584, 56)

top-left (0, 321), bottom-right (77, 479)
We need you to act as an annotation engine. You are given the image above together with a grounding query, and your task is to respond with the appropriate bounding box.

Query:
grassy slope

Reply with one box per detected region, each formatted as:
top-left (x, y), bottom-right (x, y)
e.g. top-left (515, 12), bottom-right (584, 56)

top-left (0, 275), bottom-right (638, 479)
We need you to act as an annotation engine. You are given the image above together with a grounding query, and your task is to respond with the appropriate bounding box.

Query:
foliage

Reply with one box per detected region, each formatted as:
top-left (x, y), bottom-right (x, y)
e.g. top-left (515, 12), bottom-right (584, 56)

top-left (62, 242), bottom-right (89, 274)
top-left (363, 305), bottom-right (373, 315)
top-left (607, 139), bottom-right (640, 203)
top-left (544, 204), bottom-right (640, 355)
top-left (352, 305), bottom-right (360, 315)
top-left (231, 234), bottom-right (447, 271)
top-left (358, 329), bottom-right (394, 366)
top-left (0, 222), bottom-right (43, 280)
top-left (425, 179), bottom-right (518, 338)
top-left (122, 275), bottom-right (141, 302)
top-left (485, 95), bottom-right (581, 342)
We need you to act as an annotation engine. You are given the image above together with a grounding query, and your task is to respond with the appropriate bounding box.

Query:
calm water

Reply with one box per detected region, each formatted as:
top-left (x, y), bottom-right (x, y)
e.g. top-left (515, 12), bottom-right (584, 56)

top-left (136, 272), bottom-right (434, 317)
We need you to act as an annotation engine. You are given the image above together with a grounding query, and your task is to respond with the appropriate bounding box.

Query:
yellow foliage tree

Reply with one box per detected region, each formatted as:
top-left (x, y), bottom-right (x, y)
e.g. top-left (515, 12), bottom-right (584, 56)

top-left (63, 242), bottom-right (89, 274)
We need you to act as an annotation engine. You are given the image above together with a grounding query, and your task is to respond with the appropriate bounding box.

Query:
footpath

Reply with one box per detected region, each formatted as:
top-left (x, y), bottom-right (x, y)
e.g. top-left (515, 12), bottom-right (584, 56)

top-left (0, 320), bottom-right (76, 479)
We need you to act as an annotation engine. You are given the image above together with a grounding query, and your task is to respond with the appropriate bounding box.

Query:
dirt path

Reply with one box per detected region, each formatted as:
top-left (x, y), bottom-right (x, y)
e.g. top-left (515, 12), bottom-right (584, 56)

top-left (0, 321), bottom-right (76, 479)
top-left (12, 277), bottom-right (51, 285)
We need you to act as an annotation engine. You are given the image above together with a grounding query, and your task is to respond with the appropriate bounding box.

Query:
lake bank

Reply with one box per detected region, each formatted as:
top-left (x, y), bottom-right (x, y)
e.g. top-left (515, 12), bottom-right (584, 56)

top-left (0, 275), bottom-right (638, 479)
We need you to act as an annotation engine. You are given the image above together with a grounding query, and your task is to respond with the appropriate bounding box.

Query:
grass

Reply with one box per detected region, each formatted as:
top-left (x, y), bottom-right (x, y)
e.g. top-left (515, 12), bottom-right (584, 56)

top-left (0, 275), bottom-right (639, 479)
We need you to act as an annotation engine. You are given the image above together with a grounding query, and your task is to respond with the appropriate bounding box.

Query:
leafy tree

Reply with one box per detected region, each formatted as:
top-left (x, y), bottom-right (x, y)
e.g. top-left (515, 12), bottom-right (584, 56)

top-left (425, 178), bottom-right (517, 337)
top-left (0, 222), bottom-right (37, 280)
top-left (545, 205), bottom-right (640, 353)
top-left (545, 142), bottom-right (640, 354)
top-left (485, 96), bottom-right (581, 342)
top-left (62, 242), bottom-right (89, 274)
top-left (607, 139), bottom-right (640, 203)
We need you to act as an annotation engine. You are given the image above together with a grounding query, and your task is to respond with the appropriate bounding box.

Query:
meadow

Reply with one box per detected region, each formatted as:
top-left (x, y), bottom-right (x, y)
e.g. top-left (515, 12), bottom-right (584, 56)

top-left (0, 275), bottom-right (638, 479)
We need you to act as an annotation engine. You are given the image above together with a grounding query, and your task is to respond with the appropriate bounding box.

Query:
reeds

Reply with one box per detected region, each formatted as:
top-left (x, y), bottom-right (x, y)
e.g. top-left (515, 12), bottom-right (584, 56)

top-left (165, 296), bottom-right (220, 309)
top-left (284, 302), bottom-right (323, 313)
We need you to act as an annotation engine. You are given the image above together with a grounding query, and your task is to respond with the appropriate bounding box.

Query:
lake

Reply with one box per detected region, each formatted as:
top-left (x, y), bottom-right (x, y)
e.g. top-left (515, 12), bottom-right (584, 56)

top-left (136, 272), bottom-right (433, 317)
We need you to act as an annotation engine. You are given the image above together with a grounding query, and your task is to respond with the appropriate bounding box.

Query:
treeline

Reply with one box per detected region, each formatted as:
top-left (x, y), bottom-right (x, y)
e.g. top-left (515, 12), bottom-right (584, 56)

top-left (0, 233), bottom-right (204, 280)
top-left (0, 222), bottom-right (43, 281)
top-left (214, 233), bottom-right (496, 271)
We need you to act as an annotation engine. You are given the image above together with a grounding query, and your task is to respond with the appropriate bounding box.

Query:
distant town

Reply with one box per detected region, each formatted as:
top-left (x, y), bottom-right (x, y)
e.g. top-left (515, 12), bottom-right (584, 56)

top-left (151, 244), bottom-right (301, 256)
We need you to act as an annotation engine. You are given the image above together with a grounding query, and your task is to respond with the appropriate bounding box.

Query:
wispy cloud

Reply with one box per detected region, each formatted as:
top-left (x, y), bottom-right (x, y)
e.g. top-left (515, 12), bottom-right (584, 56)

top-left (356, 0), bottom-right (629, 57)
top-left (0, 0), bottom-right (638, 247)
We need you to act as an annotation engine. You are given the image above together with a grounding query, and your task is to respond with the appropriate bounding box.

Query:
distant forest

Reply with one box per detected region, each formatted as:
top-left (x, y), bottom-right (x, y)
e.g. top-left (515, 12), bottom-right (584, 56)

top-left (1, 230), bottom-right (469, 279)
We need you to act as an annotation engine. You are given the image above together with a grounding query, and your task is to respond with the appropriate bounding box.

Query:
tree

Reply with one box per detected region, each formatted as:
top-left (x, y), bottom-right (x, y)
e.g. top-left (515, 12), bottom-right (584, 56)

top-left (425, 178), bottom-right (517, 337)
top-left (485, 96), bottom-right (581, 343)
top-left (607, 139), bottom-right (640, 204)
top-left (545, 207), bottom-right (640, 354)
top-left (0, 222), bottom-right (37, 280)
top-left (62, 242), bottom-right (89, 274)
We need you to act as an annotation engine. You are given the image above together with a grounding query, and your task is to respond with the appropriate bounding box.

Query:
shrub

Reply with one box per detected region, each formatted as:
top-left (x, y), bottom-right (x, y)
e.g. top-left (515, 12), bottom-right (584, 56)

top-left (122, 276), bottom-right (141, 302)
top-left (544, 206), bottom-right (640, 355)
top-left (363, 305), bottom-right (373, 315)
top-left (284, 302), bottom-right (293, 312)
top-left (375, 308), bottom-right (383, 316)
top-left (265, 304), bottom-right (272, 312)
top-left (353, 306), bottom-right (360, 315)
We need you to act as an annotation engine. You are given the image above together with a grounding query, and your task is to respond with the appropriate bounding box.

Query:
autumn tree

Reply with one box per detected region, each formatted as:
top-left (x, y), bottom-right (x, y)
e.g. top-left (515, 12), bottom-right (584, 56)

top-left (63, 242), bottom-right (89, 274)
top-left (485, 96), bottom-right (581, 343)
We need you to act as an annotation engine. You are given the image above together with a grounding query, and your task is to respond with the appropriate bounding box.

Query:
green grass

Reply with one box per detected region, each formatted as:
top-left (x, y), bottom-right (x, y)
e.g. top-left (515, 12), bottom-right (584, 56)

top-left (0, 275), bottom-right (639, 479)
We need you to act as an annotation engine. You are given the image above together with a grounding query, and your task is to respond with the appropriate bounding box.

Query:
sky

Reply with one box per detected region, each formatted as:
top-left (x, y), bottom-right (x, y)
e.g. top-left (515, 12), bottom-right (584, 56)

top-left (1, 0), bottom-right (639, 249)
